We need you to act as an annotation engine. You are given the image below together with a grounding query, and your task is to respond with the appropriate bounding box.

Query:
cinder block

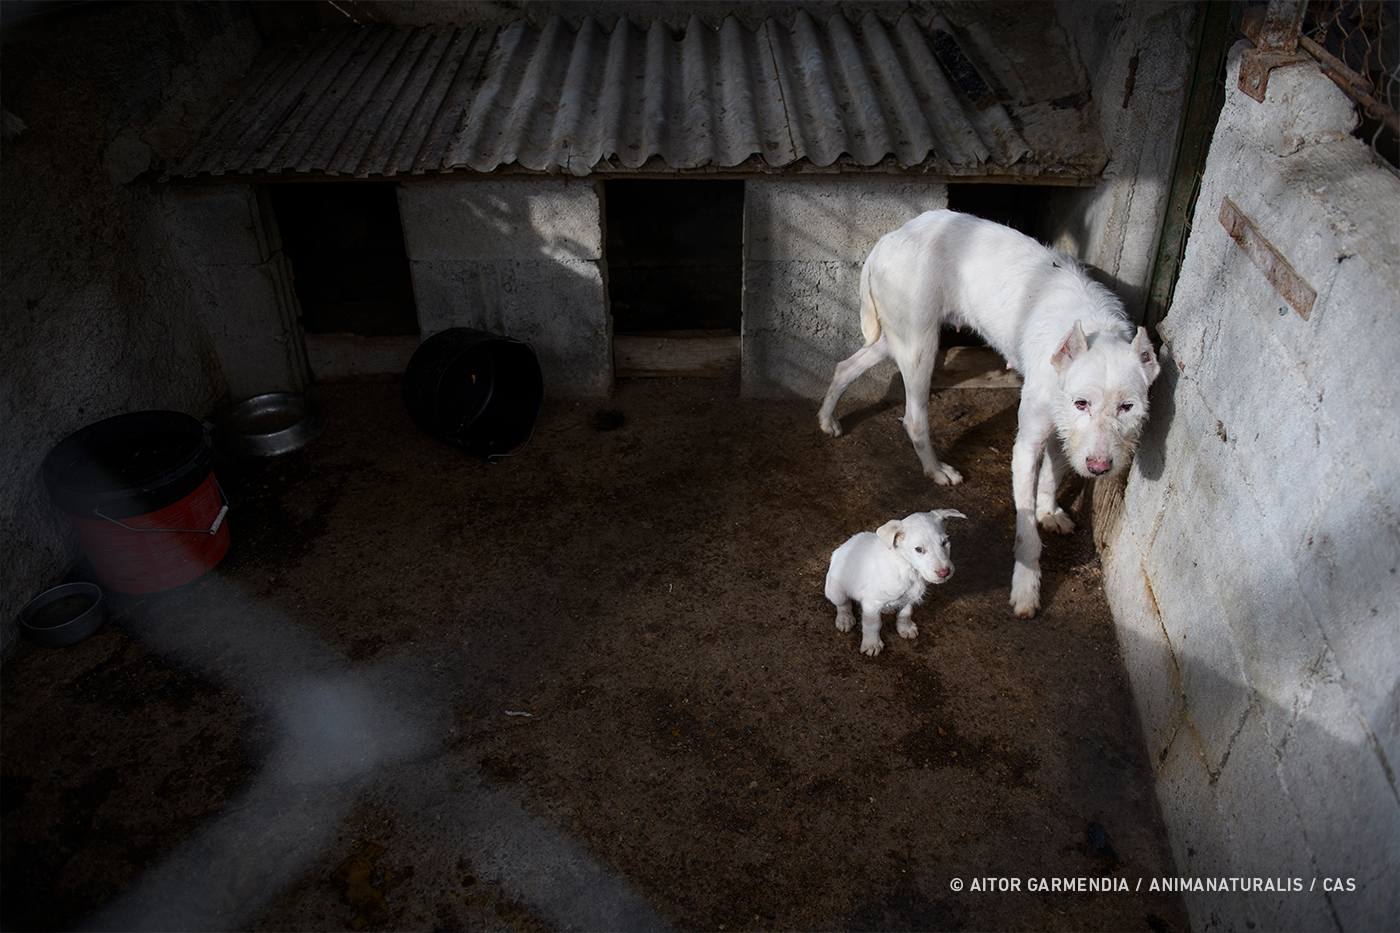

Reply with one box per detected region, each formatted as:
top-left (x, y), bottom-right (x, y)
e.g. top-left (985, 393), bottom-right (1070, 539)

top-left (741, 259), bottom-right (889, 399)
top-left (197, 262), bottom-right (297, 341)
top-left (409, 257), bottom-right (609, 397)
top-left (215, 334), bottom-right (303, 400)
top-left (163, 184), bottom-right (271, 265)
top-left (744, 179), bottom-right (946, 262)
top-left (1279, 674), bottom-right (1400, 931)
top-left (399, 178), bottom-right (603, 262)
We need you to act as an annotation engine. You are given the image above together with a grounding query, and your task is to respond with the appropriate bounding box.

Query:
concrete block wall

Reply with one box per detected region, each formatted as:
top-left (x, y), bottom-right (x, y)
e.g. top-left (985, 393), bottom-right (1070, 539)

top-left (740, 178), bottom-right (947, 399)
top-left (162, 184), bottom-right (309, 400)
top-left (1101, 43), bottom-right (1400, 931)
top-left (398, 178), bottom-right (611, 397)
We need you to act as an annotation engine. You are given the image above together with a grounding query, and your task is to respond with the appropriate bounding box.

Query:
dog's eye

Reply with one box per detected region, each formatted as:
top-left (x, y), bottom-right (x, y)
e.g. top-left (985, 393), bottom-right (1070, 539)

top-left (914, 546), bottom-right (926, 554)
top-left (1118, 402), bottom-right (1134, 414)
top-left (1075, 399), bottom-right (1090, 411)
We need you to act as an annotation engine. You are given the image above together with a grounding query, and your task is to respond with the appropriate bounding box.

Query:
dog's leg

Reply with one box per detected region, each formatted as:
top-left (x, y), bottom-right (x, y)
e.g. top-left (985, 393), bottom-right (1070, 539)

top-left (895, 605), bottom-right (918, 640)
top-left (819, 335), bottom-right (890, 437)
top-left (1035, 441), bottom-right (1075, 534)
top-left (834, 599), bottom-right (856, 633)
top-left (859, 601), bottom-right (885, 656)
top-left (1009, 418), bottom-right (1053, 618)
top-left (900, 351), bottom-right (963, 485)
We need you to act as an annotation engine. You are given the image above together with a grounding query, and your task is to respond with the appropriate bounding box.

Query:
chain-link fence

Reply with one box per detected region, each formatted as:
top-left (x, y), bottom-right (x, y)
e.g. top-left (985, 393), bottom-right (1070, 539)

top-left (1301, 1), bottom-right (1399, 167)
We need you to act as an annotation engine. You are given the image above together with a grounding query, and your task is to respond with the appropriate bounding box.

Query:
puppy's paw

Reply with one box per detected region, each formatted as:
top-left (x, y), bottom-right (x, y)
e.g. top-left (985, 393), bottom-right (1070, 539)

top-left (819, 414), bottom-right (843, 437)
top-left (897, 619), bottom-right (918, 640)
top-left (835, 608), bottom-right (855, 633)
top-left (860, 636), bottom-right (884, 657)
top-left (928, 462), bottom-right (964, 485)
top-left (1037, 508), bottom-right (1075, 535)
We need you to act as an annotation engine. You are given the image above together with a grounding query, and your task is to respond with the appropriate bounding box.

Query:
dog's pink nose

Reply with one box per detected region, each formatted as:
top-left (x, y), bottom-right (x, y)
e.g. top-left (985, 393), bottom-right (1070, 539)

top-left (936, 568), bottom-right (951, 579)
top-left (1087, 456), bottom-right (1112, 476)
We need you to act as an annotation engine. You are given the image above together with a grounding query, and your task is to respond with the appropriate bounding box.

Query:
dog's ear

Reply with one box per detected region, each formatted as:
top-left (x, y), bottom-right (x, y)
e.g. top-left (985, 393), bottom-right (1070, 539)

top-left (1052, 320), bottom-right (1089, 373)
top-left (1132, 326), bottom-right (1161, 384)
top-left (935, 509), bottom-right (967, 522)
top-left (876, 520), bottom-right (904, 549)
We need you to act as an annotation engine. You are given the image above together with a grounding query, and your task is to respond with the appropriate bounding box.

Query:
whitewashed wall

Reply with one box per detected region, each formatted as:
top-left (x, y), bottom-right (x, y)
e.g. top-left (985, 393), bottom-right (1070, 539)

top-left (1101, 44), bottom-right (1400, 931)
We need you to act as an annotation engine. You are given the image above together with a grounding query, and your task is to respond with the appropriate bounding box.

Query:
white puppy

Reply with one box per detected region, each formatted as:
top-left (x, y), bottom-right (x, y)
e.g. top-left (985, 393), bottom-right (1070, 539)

top-left (825, 510), bottom-right (965, 657)
top-left (818, 210), bottom-right (1160, 618)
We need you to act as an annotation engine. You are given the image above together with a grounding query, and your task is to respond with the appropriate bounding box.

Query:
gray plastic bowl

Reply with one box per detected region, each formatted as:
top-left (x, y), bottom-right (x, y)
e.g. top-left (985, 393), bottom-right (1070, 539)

top-left (19, 582), bottom-right (106, 648)
top-left (215, 392), bottom-right (325, 457)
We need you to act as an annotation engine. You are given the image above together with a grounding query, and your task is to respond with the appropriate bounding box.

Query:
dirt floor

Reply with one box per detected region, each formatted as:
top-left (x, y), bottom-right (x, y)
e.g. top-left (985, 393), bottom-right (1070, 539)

top-left (2, 376), bottom-right (1190, 932)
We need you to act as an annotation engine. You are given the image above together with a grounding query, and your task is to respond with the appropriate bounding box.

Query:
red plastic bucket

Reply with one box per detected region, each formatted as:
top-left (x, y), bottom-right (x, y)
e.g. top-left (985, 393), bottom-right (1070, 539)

top-left (43, 411), bottom-right (230, 594)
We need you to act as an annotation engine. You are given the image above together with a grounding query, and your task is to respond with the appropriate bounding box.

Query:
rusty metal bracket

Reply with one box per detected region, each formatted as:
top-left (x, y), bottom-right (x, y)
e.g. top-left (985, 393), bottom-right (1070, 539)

top-left (1239, 1), bottom-right (1311, 102)
top-left (1218, 197), bottom-right (1316, 320)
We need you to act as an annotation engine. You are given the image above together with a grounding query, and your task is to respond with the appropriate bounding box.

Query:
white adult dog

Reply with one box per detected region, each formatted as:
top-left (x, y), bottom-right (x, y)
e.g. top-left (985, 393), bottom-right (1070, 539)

top-left (825, 510), bottom-right (965, 657)
top-left (818, 210), bottom-right (1160, 618)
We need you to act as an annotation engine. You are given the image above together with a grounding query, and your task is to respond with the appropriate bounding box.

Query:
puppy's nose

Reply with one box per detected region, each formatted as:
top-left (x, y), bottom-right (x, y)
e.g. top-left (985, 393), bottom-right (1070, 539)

top-left (936, 568), bottom-right (951, 579)
top-left (1087, 456), bottom-right (1112, 476)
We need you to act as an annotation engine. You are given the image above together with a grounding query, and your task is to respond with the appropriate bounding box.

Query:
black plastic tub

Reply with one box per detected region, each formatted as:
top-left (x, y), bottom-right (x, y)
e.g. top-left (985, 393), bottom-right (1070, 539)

top-left (402, 328), bottom-right (544, 462)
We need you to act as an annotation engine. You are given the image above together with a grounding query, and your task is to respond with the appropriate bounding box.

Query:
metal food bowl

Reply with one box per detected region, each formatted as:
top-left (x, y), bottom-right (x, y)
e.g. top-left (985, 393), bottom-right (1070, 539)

top-left (214, 392), bottom-right (325, 457)
top-left (19, 582), bottom-right (106, 648)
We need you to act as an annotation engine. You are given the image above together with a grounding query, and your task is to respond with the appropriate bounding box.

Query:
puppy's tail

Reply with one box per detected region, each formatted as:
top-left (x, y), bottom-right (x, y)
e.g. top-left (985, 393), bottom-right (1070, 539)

top-left (859, 258), bottom-right (882, 347)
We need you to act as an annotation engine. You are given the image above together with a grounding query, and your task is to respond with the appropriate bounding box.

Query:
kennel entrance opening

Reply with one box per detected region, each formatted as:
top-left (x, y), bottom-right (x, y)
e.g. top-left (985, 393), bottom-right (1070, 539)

top-left (604, 179), bottom-right (743, 377)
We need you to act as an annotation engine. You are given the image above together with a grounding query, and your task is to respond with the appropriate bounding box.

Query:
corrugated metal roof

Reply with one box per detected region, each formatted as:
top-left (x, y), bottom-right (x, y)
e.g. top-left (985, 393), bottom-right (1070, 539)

top-left (169, 10), bottom-right (1097, 181)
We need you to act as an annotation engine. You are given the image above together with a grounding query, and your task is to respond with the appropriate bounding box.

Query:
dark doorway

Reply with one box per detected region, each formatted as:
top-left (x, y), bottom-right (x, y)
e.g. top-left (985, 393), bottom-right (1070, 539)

top-left (946, 183), bottom-right (1052, 237)
top-left (267, 182), bottom-right (418, 337)
top-left (604, 180), bottom-right (744, 335)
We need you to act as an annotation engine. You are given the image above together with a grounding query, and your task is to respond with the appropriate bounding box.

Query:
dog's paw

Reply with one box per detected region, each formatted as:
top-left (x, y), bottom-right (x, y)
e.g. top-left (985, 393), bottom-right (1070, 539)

top-left (928, 462), bottom-right (964, 485)
top-left (1010, 567), bottom-right (1041, 618)
top-left (860, 636), bottom-right (884, 657)
top-left (835, 608), bottom-right (855, 633)
top-left (819, 416), bottom-right (843, 438)
top-left (1037, 508), bottom-right (1075, 535)
top-left (897, 620), bottom-right (918, 640)
top-left (1009, 585), bottom-right (1040, 618)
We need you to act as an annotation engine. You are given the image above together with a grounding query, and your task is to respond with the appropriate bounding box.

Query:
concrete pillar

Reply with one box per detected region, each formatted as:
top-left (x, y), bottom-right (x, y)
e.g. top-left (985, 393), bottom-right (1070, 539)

top-left (740, 178), bottom-right (947, 399)
top-left (398, 178), bottom-right (611, 397)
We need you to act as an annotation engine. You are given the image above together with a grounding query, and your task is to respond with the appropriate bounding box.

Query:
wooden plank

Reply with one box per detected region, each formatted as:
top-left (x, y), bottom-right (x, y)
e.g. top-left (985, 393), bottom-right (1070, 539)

top-left (614, 334), bottom-right (741, 378)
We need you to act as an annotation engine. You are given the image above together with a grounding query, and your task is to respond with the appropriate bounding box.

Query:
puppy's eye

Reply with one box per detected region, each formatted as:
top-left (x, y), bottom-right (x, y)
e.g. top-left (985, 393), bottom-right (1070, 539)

top-left (1118, 402), bottom-right (1134, 414)
top-left (914, 546), bottom-right (926, 554)
top-left (1075, 399), bottom-right (1090, 411)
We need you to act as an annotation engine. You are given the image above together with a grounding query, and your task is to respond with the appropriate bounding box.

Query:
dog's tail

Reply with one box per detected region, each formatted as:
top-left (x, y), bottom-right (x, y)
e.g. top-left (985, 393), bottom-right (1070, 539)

top-left (859, 258), bottom-right (882, 347)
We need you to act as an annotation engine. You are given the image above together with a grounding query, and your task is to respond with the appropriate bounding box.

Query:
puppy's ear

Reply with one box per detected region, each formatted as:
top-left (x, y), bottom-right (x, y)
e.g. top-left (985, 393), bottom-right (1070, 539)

top-left (935, 509), bottom-right (967, 522)
top-left (876, 520), bottom-right (904, 549)
top-left (1132, 326), bottom-right (1161, 384)
top-left (1052, 320), bottom-right (1089, 373)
